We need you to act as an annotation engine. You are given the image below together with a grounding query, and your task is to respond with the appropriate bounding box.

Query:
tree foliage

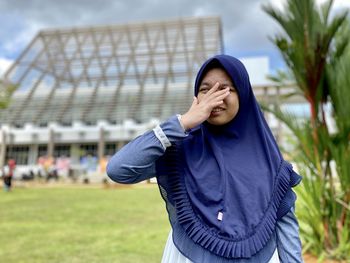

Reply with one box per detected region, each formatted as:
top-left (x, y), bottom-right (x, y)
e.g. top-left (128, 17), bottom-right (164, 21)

top-left (0, 79), bottom-right (16, 109)
top-left (263, 0), bottom-right (350, 259)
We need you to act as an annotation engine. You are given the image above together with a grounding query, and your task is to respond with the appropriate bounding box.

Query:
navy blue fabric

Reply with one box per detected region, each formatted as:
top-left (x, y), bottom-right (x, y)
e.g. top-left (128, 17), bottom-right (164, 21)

top-left (156, 55), bottom-right (302, 259)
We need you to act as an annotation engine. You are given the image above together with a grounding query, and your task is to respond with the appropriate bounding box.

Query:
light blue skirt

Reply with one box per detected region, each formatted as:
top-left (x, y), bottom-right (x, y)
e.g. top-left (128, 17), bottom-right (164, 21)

top-left (161, 230), bottom-right (280, 263)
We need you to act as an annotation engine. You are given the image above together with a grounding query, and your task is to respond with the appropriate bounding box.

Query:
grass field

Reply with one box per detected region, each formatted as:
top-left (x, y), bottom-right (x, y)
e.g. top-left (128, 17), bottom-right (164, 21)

top-left (0, 184), bottom-right (170, 263)
top-left (1, 183), bottom-right (346, 263)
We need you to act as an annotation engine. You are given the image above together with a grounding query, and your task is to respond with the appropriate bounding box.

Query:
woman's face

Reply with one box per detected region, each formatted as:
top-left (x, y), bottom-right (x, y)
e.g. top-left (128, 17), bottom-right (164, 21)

top-left (197, 67), bottom-right (239, 126)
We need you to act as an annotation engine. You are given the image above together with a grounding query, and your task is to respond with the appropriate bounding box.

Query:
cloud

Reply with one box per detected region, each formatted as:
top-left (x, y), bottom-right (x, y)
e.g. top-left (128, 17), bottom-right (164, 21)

top-left (0, 0), bottom-right (264, 60)
top-left (0, 58), bottom-right (13, 77)
top-left (0, 0), bottom-right (348, 73)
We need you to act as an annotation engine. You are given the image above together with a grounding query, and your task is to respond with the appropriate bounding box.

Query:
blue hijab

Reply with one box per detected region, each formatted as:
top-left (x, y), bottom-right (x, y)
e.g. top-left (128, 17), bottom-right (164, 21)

top-left (156, 55), bottom-right (301, 259)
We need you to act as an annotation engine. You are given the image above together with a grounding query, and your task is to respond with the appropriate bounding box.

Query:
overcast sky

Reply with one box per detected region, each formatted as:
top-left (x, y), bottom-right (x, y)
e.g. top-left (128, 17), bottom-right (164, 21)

top-left (0, 0), bottom-right (349, 77)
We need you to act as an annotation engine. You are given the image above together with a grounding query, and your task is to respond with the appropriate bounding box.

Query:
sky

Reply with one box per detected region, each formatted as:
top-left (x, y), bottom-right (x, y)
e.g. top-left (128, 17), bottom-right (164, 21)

top-left (0, 0), bottom-right (349, 77)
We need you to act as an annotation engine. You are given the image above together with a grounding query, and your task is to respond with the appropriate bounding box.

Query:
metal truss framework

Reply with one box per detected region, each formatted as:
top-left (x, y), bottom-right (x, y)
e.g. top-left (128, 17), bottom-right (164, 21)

top-left (1, 16), bottom-right (223, 126)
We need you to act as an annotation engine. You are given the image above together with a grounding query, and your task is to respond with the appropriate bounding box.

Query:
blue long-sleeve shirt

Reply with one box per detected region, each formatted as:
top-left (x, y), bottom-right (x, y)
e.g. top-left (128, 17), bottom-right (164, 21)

top-left (107, 115), bottom-right (187, 183)
top-left (107, 115), bottom-right (303, 263)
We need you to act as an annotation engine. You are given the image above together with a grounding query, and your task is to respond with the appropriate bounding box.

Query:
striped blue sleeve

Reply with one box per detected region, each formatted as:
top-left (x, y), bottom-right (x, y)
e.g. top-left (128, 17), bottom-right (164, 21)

top-left (106, 115), bottom-right (187, 184)
top-left (276, 207), bottom-right (304, 263)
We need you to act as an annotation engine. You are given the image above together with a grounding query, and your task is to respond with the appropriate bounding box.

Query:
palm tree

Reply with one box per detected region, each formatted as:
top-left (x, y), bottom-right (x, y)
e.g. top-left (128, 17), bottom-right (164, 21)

top-left (263, 0), bottom-right (350, 259)
top-left (263, 0), bottom-right (348, 126)
top-left (0, 79), bottom-right (16, 109)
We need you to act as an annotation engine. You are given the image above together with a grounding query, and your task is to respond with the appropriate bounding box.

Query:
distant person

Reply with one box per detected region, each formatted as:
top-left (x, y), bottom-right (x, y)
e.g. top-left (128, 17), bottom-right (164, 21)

top-left (56, 156), bottom-right (71, 178)
top-left (107, 55), bottom-right (303, 262)
top-left (38, 155), bottom-right (55, 178)
top-left (3, 158), bottom-right (16, 192)
top-left (99, 155), bottom-right (109, 174)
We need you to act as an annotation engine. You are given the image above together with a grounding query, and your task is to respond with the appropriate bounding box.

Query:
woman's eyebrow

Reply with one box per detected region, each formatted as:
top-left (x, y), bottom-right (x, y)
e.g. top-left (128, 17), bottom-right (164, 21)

top-left (221, 82), bottom-right (234, 86)
top-left (200, 81), bottom-right (233, 86)
top-left (200, 81), bottom-right (211, 86)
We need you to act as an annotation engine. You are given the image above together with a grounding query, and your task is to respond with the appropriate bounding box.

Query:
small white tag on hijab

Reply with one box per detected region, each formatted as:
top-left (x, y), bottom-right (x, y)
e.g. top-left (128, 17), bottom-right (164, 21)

top-left (217, 211), bottom-right (223, 221)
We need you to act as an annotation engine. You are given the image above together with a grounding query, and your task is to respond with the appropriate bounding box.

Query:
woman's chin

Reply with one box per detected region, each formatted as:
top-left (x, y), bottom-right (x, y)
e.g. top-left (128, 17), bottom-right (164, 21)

top-left (207, 116), bottom-right (228, 126)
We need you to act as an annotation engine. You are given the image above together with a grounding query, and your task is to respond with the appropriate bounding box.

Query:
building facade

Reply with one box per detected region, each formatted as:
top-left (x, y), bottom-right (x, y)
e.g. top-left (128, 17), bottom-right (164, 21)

top-left (0, 17), bottom-right (223, 173)
top-left (0, 16), bottom-right (304, 178)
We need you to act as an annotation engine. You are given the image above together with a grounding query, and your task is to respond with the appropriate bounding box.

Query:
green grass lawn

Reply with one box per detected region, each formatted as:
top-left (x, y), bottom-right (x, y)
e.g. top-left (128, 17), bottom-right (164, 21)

top-left (0, 184), bottom-right (170, 263)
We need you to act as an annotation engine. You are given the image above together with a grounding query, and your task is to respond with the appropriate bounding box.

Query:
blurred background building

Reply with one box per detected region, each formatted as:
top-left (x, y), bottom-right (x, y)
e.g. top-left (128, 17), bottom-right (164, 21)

top-left (0, 16), bottom-right (302, 180)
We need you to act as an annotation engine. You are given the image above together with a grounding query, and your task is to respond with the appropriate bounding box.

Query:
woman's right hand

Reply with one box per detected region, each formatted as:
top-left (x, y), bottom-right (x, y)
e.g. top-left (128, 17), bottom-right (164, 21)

top-left (180, 82), bottom-right (229, 130)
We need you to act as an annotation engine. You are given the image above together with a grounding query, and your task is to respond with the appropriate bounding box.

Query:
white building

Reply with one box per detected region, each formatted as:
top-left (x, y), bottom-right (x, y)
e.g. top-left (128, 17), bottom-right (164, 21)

top-left (0, 16), bottom-right (302, 177)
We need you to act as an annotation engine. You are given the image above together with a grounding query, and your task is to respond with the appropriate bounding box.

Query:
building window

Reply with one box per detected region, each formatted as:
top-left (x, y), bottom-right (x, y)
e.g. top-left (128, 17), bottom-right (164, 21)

top-left (104, 143), bottom-right (116, 156)
top-left (79, 144), bottom-right (97, 158)
top-left (6, 146), bottom-right (29, 165)
top-left (54, 145), bottom-right (71, 158)
top-left (38, 145), bottom-right (48, 157)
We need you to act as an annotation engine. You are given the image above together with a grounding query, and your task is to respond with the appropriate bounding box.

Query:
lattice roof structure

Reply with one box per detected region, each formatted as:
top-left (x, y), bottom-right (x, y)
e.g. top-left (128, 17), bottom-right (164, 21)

top-left (1, 16), bottom-right (223, 127)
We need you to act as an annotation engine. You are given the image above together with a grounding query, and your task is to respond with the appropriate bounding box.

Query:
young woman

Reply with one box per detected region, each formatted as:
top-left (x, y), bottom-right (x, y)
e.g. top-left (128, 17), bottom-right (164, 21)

top-left (107, 55), bottom-right (303, 263)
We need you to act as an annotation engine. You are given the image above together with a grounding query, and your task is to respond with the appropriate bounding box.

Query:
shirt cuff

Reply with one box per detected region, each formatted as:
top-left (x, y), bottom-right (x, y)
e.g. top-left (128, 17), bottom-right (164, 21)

top-left (176, 114), bottom-right (187, 132)
top-left (153, 125), bottom-right (172, 150)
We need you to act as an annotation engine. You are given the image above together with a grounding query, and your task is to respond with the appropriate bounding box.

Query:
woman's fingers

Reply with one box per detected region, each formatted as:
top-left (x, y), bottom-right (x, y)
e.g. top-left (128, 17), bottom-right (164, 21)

top-left (206, 82), bottom-right (220, 96)
top-left (190, 96), bottom-right (198, 107)
top-left (214, 90), bottom-right (230, 102)
top-left (211, 100), bottom-right (225, 108)
top-left (202, 88), bottom-right (229, 104)
top-left (180, 84), bottom-right (229, 130)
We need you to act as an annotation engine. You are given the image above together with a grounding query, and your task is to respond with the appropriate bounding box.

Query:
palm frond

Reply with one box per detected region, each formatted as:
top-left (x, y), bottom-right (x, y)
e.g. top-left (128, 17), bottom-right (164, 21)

top-left (263, 1), bottom-right (350, 258)
top-left (0, 80), bottom-right (16, 109)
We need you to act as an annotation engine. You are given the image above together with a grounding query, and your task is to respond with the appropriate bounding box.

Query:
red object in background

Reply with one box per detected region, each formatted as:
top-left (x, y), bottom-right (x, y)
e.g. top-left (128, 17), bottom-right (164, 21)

top-left (7, 159), bottom-right (16, 177)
